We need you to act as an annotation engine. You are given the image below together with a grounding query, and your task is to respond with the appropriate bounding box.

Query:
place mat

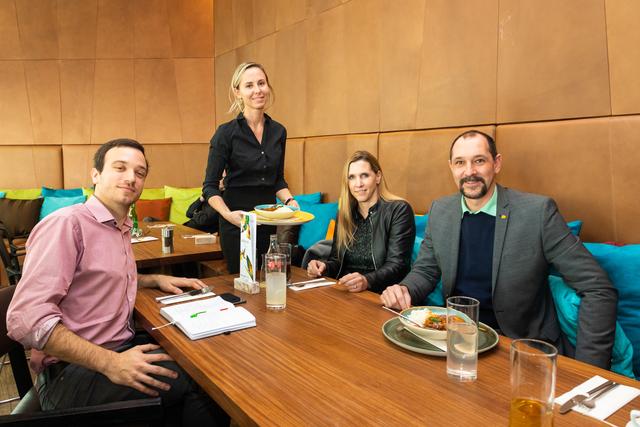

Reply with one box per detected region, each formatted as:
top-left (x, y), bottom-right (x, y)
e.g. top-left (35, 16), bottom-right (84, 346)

top-left (251, 210), bottom-right (315, 226)
top-left (382, 317), bottom-right (499, 357)
top-left (131, 236), bottom-right (158, 244)
top-left (555, 375), bottom-right (640, 420)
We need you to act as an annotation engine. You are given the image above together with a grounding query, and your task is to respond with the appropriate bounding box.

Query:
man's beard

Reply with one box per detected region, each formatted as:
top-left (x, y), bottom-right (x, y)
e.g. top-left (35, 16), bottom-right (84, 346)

top-left (459, 176), bottom-right (488, 199)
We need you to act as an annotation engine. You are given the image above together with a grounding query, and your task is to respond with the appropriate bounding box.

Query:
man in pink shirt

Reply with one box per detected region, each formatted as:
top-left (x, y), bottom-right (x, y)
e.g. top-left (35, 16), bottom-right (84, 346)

top-left (7, 139), bottom-right (228, 426)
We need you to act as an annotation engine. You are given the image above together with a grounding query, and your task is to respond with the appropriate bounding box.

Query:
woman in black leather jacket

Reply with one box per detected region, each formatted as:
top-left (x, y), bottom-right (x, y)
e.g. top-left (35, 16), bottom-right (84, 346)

top-left (307, 151), bottom-right (415, 293)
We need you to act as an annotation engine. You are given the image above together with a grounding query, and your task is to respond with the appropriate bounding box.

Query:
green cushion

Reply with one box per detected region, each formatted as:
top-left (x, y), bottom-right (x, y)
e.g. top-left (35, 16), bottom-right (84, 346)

top-left (164, 186), bottom-right (201, 224)
top-left (140, 188), bottom-right (166, 200)
top-left (82, 187), bottom-right (94, 197)
top-left (0, 188), bottom-right (42, 199)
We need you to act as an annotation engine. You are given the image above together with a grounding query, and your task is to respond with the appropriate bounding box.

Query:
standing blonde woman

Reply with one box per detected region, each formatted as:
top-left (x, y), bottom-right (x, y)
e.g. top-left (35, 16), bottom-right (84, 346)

top-left (203, 62), bottom-right (298, 274)
top-left (307, 151), bottom-right (415, 293)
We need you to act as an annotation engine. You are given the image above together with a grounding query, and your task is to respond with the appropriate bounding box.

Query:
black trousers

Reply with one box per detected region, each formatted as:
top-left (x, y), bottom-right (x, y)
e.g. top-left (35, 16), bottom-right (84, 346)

top-left (37, 333), bottom-right (229, 427)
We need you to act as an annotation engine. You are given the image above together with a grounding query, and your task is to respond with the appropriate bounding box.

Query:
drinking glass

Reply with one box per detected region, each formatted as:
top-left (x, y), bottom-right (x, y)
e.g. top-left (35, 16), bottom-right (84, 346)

top-left (278, 243), bottom-right (292, 285)
top-left (509, 339), bottom-right (557, 427)
top-left (265, 253), bottom-right (287, 310)
top-left (446, 296), bottom-right (479, 382)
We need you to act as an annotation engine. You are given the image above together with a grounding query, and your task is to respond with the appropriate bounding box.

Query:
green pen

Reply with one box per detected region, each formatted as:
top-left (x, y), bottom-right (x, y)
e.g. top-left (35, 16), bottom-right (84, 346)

top-left (190, 311), bottom-right (206, 318)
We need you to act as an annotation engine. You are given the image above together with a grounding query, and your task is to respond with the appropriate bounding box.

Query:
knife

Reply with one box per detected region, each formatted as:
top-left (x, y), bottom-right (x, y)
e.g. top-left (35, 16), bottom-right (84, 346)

top-left (155, 286), bottom-right (211, 302)
top-left (559, 379), bottom-right (614, 414)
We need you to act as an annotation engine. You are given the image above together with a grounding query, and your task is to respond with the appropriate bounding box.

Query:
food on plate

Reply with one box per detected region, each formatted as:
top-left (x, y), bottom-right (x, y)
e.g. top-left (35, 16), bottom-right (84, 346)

top-left (408, 308), bottom-right (461, 330)
top-left (254, 204), bottom-right (297, 220)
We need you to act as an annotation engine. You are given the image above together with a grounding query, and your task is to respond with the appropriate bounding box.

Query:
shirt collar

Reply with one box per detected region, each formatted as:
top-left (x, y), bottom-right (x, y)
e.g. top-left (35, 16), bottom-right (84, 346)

top-left (461, 185), bottom-right (498, 217)
top-left (86, 195), bottom-right (133, 230)
top-left (236, 112), bottom-right (272, 124)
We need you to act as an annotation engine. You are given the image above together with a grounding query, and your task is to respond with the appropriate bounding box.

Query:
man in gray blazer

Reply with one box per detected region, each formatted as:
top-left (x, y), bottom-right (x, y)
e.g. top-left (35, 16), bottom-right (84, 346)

top-left (381, 130), bottom-right (617, 369)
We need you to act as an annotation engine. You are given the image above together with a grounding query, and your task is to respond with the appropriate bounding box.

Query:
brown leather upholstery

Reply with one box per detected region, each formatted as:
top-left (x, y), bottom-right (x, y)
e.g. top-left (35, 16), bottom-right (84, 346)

top-left (379, 126), bottom-right (496, 214)
top-left (304, 133), bottom-right (378, 202)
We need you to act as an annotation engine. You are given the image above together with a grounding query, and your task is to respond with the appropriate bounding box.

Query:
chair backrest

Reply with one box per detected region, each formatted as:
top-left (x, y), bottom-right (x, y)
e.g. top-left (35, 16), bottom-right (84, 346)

top-left (0, 286), bottom-right (34, 398)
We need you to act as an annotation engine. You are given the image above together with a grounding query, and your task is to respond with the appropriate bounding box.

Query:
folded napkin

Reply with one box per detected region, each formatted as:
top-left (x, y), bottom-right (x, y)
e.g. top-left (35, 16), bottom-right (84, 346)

top-left (555, 375), bottom-right (640, 420)
top-left (426, 338), bottom-right (447, 352)
top-left (157, 292), bottom-right (216, 305)
top-left (131, 236), bottom-right (158, 244)
top-left (289, 280), bottom-right (335, 291)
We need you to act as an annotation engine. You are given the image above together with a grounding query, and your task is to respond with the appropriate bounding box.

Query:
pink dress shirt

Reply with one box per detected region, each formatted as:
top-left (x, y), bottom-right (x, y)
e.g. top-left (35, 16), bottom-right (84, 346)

top-left (7, 196), bottom-right (138, 373)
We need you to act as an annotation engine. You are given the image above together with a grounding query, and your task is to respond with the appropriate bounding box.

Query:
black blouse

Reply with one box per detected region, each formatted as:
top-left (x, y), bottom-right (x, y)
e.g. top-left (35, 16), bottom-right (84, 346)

top-left (203, 113), bottom-right (288, 201)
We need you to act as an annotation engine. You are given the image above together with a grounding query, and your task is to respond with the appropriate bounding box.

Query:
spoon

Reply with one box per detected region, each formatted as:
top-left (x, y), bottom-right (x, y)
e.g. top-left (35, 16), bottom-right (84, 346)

top-left (581, 381), bottom-right (618, 409)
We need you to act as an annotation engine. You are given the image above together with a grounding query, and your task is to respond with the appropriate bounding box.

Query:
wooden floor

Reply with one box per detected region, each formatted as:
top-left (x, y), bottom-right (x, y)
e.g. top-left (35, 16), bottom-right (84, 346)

top-left (0, 354), bottom-right (31, 415)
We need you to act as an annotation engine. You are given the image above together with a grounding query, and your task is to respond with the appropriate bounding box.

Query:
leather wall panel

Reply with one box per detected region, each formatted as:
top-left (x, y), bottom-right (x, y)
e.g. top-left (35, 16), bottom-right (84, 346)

top-left (214, 0), bottom-right (233, 55)
top-left (305, 6), bottom-right (348, 136)
top-left (416, 0), bottom-right (498, 129)
top-left (273, 22), bottom-right (307, 138)
top-left (276, 0), bottom-right (305, 30)
top-left (497, 0), bottom-right (610, 122)
top-left (174, 59), bottom-right (215, 143)
top-left (95, 0), bottom-right (135, 58)
top-left (232, 0), bottom-right (254, 49)
top-left (0, 145), bottom-right (62, 188)
top-left (167, 0), bottom-right (214, 58)
top-left (496, 119), bottom-right (614, 243)
top-left (24, 61), bottom-right (61, 145)
top-left (0, 0), bottom-right (21, 58)
top-left (606, 0), bottom-right (640, 115)
top-left (179, 144), bottom-right (210, 188)
top-left (283, 138), bottom-right (304, 196)
top-left (610, 116), bottom-right (640, 243)
top-left (378, 0), bottom-right (425, 132)
top-left (134, 59), bottom-right (182, 143)
top-left (306, 0), bottom-right (343, 18)
top-left (214, 50), bottom-right (238, 129)
top-left (62, 145), bottom-right (93, 187)
top-left (134, 0), bottom-right (172, 58)
top-left (304, 133), bottom-right (378, 202)
top-left (379, 126), bottom-right (495, 214)
top-left (253, 0), bottom-right (277, 40)
top-left (60, 60), bottom-right (95, 145)
top-left (58, 0), bottom-right (97, 59)
top-left (15, 0), bottom-right (58, 59)
top-left (92, 59), bottom-right (136, 144)
top-left (0, 61), bottom-right (32, 144)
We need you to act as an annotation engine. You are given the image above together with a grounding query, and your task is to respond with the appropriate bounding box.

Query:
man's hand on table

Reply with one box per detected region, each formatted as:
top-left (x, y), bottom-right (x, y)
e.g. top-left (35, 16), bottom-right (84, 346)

top-left (105, 344), bottom-right (177, 397)
top-left (139, 274), bottom-right (206, 294)
top-left (380, 285), bottom-right (412, 310)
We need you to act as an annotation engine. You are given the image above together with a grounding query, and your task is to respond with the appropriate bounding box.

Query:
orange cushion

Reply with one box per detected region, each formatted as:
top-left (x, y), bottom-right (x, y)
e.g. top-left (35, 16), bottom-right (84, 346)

top-left (135, 198), bottom-right (172, 221)
top-left (325, 219), bottom-right (336, 240)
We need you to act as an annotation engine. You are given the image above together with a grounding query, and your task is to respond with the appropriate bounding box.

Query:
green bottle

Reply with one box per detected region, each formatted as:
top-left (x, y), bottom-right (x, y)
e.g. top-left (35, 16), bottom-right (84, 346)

top-left (130, 203), bottom-right (142, 237)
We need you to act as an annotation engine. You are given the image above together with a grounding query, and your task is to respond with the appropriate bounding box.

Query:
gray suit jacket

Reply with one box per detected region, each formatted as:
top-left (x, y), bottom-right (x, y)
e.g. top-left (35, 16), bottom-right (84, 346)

top-left (403, 185), bottom-right (617, 369)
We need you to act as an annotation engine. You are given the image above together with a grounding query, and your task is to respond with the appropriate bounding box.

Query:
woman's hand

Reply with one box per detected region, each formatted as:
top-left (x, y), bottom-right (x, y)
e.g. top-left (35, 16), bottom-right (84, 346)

top-left (339, 272), bottom-right (369, 292)
top-left (307, 260), bottom-right (326, 278)
top-left (225, 210), bottom-right (245, 227)
top-left (287, 199), bottom-right (300, 209)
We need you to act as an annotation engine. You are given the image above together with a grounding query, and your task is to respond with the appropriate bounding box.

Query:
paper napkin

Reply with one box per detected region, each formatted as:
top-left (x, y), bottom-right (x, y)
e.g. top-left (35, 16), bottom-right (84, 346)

top-left (131, 236), bottom-right (158, 244)
top-left (555, 375), bottom-right (640, 420)
top-left (289, 280), bottom-right (335, 291)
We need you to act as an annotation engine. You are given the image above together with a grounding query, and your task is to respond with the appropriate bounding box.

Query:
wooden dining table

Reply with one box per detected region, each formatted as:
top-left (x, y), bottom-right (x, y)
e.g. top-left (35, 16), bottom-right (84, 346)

top-left (134, 267), bottom-right (639, 426)
top-left (132, 221), bottom-right (222, 270)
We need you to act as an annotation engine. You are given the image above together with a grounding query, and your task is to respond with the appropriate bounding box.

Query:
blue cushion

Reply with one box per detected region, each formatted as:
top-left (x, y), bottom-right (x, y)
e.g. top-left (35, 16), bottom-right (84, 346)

top-left (566, 220), bottom-right (583, 236)
top-left (41, 187), bottom-right (83, 198)
top-left (584, 243), bottom-right (640, 378)
top-left (39, 195), bottom-right (86, 220)
top-left (0, 191), bottom-right (5, 198)
top-left (297, 201), bottom-right (338, 250)
top-left (548, 275), bottom-right (635, 378)
top-left (415, 214), bottom-right (429, 239)
top-left (277, 192), bottom-right (322, 205)
top-left (411, 236), bottom-right (444, 307)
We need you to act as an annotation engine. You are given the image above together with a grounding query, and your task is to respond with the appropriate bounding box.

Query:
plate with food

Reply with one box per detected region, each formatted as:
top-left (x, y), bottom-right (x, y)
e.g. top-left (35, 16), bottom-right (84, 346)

top-left (251, 204), bottom-right (314, 226)
top-left (382, 315), bottom-right (499, 357)
top-left (399, 306), bottom-right (452, 340)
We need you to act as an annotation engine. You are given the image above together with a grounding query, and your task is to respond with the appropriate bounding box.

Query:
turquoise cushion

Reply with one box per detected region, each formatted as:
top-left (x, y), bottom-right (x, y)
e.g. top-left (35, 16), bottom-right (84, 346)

top-left (566, 220), bottom-right (583, 236)
top-left (39, 195), bottom-right (86, 220)
top-left (548, 274), bottom-right (635, 378)
top-left (584, 243), bottom-right (640, 378)
top-left (298, 201), bottom-right (338, 249)
top-left (415, 214), bottom-right (429, 239)
top-left (411, 236), bottom-right (444, 306)
top-left (41, 187), bottom-right (83, 198)
top-left (277, 192), bottom-right (322, 205)
top-left (0, 191), bottom-right (5, 198)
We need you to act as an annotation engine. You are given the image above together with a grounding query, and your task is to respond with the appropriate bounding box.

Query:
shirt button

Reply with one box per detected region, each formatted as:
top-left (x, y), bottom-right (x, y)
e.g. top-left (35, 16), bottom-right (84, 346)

top-left (261, 151), bottom-right (264, 155)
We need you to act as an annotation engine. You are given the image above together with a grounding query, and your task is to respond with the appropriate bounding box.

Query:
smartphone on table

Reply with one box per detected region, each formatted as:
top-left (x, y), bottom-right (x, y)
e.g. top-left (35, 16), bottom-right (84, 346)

top-left (219, 292), bottom-right (246, 305)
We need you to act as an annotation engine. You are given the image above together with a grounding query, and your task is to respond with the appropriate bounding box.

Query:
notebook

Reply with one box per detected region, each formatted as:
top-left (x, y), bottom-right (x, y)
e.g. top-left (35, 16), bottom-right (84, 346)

top-left (159, 296), bottom-right (256, 340)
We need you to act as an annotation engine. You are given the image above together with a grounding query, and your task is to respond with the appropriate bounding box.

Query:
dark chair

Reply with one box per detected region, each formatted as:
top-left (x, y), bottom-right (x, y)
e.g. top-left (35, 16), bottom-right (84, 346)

top-left (0, 227), bottom-right (25, 287)
top-left (0, 286), bottom-right (163, 426)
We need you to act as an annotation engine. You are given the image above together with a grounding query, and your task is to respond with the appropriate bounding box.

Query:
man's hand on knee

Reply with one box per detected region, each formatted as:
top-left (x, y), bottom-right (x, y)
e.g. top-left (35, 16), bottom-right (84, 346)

top-left (105, 344), bottom-right (178, 397)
